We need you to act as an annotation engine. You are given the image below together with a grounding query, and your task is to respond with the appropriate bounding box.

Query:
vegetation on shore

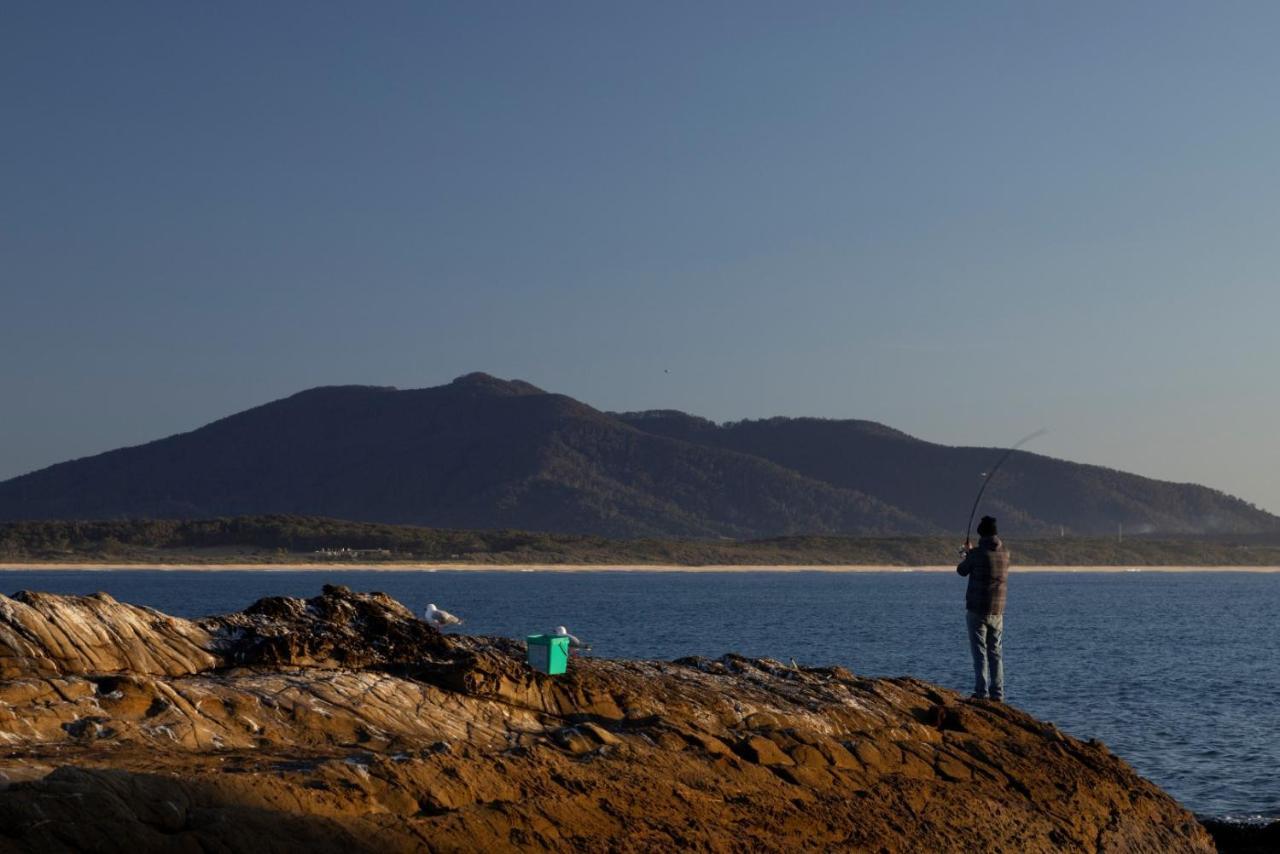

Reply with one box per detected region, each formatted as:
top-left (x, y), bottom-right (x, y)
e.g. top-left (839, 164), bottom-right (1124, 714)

top-left (3, 515), bottom-right (1280, 566)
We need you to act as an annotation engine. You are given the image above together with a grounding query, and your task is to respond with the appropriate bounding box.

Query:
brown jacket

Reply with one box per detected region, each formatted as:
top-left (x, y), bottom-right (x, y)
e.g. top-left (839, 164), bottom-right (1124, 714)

top-left (957, 535), bottom-right (1010, 615)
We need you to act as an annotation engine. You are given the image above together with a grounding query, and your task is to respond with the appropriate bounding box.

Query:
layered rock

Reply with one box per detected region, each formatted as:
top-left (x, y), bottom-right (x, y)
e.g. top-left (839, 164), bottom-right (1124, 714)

top-left (0, 591), bottom-right (215, 678)
top-left (0, 586), bottom-right (1214, 852)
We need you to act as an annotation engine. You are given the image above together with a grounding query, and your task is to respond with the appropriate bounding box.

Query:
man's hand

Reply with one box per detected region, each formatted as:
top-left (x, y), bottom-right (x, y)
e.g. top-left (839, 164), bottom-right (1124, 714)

top-left (963, 537), bottom-right (972, 551)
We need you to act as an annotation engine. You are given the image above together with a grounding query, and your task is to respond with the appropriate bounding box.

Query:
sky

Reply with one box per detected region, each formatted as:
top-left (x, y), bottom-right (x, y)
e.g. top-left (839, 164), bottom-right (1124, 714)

top-left (3, 2), bottom-right (1279, 512)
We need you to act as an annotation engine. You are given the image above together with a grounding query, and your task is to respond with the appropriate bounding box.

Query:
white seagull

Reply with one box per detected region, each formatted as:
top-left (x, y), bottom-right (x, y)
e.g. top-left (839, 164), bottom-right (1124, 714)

top-left (423, 603), bottom-right (463, 629)
top-left (554, 625), bottom-right (589, 651)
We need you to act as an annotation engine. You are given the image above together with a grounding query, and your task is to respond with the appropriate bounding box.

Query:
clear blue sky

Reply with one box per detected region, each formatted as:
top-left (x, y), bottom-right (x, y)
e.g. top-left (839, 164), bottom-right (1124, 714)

top-left (3, 2), bottom-right (1279, 512)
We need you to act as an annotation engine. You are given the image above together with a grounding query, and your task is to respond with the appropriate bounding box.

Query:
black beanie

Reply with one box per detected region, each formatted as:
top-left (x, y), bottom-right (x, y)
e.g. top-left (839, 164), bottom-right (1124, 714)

top-left (977, 516), bottom-right (998, 537)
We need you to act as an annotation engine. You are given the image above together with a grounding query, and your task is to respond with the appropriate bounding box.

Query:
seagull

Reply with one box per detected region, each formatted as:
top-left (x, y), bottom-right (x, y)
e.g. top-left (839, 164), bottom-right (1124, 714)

top-left (423, 603), bottom-right (462, 629)
top-left (554, 625), bottom-right (590, 651)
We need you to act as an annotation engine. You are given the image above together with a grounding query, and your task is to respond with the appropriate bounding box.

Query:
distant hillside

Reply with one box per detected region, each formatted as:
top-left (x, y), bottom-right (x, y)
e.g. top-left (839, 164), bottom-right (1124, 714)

top-left (614, 409), bottom-right (1274, 535)
top-left (614, 412), bottom-right (1279, 536)
top-left (0, 373), bottom-right (1275, 537)
top-left (0, 375), bottom-right (921, 537)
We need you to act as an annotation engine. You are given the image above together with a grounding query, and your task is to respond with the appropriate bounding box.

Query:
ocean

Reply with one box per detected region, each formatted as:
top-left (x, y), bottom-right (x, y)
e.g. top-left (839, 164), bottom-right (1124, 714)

top-left (2, 568), bottom-right (1275, 822)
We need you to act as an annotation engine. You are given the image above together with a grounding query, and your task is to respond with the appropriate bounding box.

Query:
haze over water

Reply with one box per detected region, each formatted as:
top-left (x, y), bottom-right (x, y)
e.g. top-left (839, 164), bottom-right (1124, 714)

top-left (5, 567), bottom-right (1275, 821)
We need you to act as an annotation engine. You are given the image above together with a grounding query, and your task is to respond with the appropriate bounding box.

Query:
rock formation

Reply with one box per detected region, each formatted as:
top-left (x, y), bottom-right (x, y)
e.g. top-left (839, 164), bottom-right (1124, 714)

top-left (0, 585), bottom-right (1214, 852)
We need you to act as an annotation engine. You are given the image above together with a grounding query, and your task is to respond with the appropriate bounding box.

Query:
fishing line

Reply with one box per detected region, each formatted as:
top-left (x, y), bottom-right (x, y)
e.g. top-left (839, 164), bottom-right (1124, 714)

top-left (964, 428), bottom-right (1048, 542)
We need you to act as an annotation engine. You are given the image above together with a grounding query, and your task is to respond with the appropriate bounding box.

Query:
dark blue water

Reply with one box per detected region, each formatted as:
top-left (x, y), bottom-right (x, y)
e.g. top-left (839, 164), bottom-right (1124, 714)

top-left (3, 568), bottom-right (1276, 821)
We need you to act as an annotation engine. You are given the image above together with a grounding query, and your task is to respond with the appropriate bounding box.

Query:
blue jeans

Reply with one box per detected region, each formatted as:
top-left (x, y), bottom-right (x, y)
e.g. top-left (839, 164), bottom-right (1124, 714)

top-left (966, 610), bottom-right (1004, 700)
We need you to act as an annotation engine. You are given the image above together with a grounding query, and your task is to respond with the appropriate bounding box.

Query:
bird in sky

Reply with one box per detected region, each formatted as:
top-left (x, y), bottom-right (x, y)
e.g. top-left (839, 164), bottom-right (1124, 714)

top-left (424, 603), bottom-right (462, 628)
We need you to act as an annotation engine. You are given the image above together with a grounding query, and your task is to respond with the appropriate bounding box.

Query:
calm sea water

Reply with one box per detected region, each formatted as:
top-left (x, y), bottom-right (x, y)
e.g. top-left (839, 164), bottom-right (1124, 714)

top-left (1, 568), bottom-right (1276, 821)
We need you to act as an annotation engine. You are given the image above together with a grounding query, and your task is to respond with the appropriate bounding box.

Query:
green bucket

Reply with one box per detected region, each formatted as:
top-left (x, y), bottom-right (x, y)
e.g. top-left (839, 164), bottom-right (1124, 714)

top-left (525, 634), bottom-right (570, 675)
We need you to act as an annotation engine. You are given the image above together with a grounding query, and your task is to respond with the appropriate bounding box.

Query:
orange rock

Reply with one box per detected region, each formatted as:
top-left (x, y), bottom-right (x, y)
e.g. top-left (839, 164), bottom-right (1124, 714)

top-left (736, 735), bottom-right (795, 767)
top-left (0, 587), bottom-right (1218, 854)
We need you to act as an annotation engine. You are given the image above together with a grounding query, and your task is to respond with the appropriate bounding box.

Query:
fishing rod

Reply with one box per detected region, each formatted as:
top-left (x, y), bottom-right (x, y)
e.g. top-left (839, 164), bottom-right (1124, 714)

top-left (962, 428), bottom-right (1048, 551)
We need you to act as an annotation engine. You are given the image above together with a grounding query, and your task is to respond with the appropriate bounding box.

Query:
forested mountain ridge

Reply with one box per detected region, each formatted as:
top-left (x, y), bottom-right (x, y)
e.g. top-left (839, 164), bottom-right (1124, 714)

top-left (613, 411), bottom-right (1277, 535)
top-left (1, 373), bottom-right (1274, 537)
top-left (0, 374), bottom-right (922, 536)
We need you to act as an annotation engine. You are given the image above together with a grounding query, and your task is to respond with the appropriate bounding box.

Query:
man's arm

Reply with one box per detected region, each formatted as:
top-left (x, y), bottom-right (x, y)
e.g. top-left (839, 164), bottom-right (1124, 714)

top-left (957, 546), bottom-right (977, 576)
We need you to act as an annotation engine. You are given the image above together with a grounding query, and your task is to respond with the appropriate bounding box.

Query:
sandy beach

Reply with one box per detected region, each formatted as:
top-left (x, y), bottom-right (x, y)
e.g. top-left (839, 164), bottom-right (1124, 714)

top-left (2, 562), bottom-right (1279, 573)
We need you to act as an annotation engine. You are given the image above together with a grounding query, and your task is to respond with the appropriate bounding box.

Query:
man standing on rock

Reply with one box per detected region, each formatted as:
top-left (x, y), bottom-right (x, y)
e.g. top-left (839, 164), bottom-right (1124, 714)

top-left (957, 515), bottom-right (1010, 701)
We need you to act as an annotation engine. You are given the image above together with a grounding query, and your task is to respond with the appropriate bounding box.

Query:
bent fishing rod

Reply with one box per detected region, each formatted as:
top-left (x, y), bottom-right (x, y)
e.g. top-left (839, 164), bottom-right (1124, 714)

top-left (962, 428), bottom-right (1048, 552)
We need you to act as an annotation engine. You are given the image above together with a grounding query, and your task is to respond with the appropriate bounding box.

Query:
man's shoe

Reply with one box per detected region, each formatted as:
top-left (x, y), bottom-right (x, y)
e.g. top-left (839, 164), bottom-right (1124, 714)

top-left (969, 693), bottom-right (988, 700)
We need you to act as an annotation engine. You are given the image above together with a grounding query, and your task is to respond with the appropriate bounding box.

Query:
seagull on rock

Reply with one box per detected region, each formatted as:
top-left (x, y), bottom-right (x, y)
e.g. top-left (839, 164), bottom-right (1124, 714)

top-left (424, 603), bottom-right (462, 629)
top-left (554, 625), bottom-right (590, 651)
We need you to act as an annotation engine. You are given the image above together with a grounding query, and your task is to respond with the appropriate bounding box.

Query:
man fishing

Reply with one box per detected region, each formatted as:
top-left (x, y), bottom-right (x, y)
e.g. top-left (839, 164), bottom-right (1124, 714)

top-left (957, 515), bottom-right (1010, 701)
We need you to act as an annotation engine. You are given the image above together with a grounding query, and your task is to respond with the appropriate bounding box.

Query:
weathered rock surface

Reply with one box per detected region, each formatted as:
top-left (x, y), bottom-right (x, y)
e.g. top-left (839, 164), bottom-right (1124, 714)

top-left (0, 585), bottom-right (1214, 852)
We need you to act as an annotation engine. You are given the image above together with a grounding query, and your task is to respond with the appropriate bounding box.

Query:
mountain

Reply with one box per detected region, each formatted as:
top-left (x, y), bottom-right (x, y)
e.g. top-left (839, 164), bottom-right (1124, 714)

top-left (613, 411), bottom-right (1278, 536)
top-left (0, 374), bottom-right (922, 537)
top-left (0, 373), bottom-right (1275, 537)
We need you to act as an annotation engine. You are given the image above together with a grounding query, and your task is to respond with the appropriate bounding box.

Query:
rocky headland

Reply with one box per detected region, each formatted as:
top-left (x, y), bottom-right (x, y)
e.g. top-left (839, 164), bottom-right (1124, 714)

top-left (0, 585), bottom-right (1217, 852)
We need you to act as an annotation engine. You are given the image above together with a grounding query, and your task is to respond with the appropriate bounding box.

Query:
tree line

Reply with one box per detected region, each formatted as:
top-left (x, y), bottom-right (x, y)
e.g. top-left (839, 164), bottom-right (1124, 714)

top-left (3, 515), bottom-right (1280, 566)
